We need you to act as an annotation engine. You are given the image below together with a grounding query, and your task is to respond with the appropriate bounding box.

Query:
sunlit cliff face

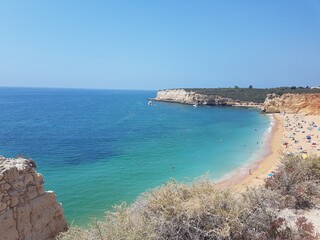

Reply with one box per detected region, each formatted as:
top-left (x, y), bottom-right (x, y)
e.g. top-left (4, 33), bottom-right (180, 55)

top-left (262, 93), bottom-right (320, 115)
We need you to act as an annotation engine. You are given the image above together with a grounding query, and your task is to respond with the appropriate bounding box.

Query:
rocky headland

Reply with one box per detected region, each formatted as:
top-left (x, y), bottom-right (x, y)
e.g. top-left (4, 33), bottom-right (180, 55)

top-left (0, 157), bottom-right (67, 240)
top-left (152, 89), bottom-right (259, 107)
top-left (152, 89), bottom-right (320, 115)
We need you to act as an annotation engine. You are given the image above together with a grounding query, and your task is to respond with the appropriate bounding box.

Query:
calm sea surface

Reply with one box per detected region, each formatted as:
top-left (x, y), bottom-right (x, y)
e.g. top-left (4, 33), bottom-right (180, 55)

top-left (0, 88), bottom-right (270, 225)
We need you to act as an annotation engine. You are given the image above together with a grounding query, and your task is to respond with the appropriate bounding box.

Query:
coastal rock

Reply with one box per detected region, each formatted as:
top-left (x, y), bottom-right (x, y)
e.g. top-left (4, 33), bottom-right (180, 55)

top-left (0, 156), bottom-right (67, 240)
top-left (261, 93), bottom-right (320, 115)
top-left (261, 93), bottom-right (282, 113)
top-left (153, 89), bottom-right (258, 107)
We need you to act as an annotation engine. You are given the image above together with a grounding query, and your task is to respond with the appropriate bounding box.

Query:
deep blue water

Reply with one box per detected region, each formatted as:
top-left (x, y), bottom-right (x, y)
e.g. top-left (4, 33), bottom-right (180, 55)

top-left (0, 88), bottom-right (270, 224)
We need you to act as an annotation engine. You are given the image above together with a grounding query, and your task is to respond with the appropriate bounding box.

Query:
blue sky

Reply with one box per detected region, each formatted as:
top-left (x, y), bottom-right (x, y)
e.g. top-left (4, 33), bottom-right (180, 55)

top-left (0, 1), bottom-right (319, 90)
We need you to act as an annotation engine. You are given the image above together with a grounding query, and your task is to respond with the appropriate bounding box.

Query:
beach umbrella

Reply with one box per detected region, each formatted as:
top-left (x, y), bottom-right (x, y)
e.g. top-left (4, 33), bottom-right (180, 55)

top-left (318, 127), bottom-right (320, 131)
top-left (307, 135), bottom-right (311, 140)
top-left (302, 154), bottom-right (308, 159)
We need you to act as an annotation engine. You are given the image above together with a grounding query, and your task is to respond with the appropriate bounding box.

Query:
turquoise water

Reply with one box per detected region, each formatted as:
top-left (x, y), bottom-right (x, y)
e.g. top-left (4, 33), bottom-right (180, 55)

top-left (0, 88), bottom-right (270, 225)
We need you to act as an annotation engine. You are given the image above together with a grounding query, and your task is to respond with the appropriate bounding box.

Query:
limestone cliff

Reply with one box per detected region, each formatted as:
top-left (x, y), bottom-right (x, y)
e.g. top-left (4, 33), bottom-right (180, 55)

top-left (261, 93), bottom-right (320, 115)
top-left (0, 157), bottom-right (67, 240)
top-left (153, 89), bottom-right (258, 107)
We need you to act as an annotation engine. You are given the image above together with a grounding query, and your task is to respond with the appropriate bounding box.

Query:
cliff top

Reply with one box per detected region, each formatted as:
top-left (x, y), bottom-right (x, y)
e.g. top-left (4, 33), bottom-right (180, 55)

top-left (162, 87), bottom-right (320, 103)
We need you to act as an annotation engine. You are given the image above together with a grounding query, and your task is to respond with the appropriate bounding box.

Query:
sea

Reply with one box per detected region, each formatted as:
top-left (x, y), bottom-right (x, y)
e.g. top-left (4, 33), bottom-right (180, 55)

top-left (0, 87), bottom-right (271, 225)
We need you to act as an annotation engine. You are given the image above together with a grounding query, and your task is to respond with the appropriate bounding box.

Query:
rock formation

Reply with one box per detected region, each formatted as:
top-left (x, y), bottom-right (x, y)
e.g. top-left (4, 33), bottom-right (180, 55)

top-left (153, 90), bottom-right (320, 115)
top-left (153, 89), bottom-right (259, 107)
top-left (261, 93), bottom-right (320, 115)
top-left (0, 157), bottom-right (67, 240)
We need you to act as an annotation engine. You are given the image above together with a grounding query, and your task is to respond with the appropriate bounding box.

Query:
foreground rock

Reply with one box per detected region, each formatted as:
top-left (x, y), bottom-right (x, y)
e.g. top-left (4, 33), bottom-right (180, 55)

top-left (153, 89), bottom-right (259, 107)
top-left (261, 93), bottom-right (320, 115)
top-left (0, 156), bottom-right (67, 240)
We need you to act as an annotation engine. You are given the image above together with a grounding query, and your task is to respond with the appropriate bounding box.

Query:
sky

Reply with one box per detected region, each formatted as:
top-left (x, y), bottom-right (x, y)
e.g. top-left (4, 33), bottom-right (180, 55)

top-left (0, 1), bottom-right (319, 90)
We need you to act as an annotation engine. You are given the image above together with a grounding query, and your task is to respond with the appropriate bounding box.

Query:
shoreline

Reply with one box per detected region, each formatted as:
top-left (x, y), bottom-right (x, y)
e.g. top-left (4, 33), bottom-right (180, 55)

top-left (219, 112), bottom-right (320, 191)
top-left (218, 113), bottom-right (284, 191)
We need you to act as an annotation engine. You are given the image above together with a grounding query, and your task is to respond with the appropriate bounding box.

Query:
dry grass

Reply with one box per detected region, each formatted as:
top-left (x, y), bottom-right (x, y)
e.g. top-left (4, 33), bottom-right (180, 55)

top-left (58, 155), bottom-right (320, 240)
top-left (141, 178), bottom-right (246, 239)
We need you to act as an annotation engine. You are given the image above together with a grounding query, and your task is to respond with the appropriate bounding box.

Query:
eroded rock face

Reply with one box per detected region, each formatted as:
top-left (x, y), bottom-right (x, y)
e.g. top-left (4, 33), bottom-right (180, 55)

top-left (261, 93), bottom-right (320, 115)
top-left (153, 89), bottom-right (258, 107)
top-left (0, 157), bottom-right (67, 240)
top-left (261, 93), bottom-right (282, 113)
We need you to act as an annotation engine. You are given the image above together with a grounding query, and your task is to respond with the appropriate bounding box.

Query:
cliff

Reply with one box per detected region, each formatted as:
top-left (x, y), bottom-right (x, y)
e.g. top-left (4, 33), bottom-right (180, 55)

top-left (153, 89), bottom-right (320, 115)
top-left (153, 89), bottom-right (259, 107)
top-left (261, 93), bottom-right (320, 115)
top-left (0, 156), bottom-right (67, 240)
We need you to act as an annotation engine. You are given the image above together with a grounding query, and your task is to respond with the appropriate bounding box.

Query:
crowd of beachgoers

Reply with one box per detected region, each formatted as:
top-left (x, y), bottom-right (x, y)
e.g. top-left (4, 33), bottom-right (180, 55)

top-left (225, 113), bottom-right (320, 191)
top-left (282, 114), bottom-right (320, 157)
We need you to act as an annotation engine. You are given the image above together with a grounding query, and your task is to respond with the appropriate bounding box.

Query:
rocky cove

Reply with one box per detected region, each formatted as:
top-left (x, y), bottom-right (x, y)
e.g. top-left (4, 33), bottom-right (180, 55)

top-left (0, 89), bottom-right (320, 239)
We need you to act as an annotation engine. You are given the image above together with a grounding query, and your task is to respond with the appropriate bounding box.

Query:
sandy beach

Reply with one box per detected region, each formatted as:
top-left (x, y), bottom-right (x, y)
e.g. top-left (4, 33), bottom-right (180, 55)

top-left (221, 112), bottom-right (320, 191)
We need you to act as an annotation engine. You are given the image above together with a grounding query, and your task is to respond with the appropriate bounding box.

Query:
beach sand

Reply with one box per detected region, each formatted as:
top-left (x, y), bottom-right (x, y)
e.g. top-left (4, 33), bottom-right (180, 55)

top-left (220, 113), bottom-right (320, 191)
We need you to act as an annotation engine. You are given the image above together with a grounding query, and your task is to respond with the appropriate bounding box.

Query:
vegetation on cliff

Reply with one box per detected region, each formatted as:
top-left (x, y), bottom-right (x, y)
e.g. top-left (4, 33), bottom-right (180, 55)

top-left (182, 87), bottom-right (320, 103)
top-left (59, 155), bottom-right (320, 240)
